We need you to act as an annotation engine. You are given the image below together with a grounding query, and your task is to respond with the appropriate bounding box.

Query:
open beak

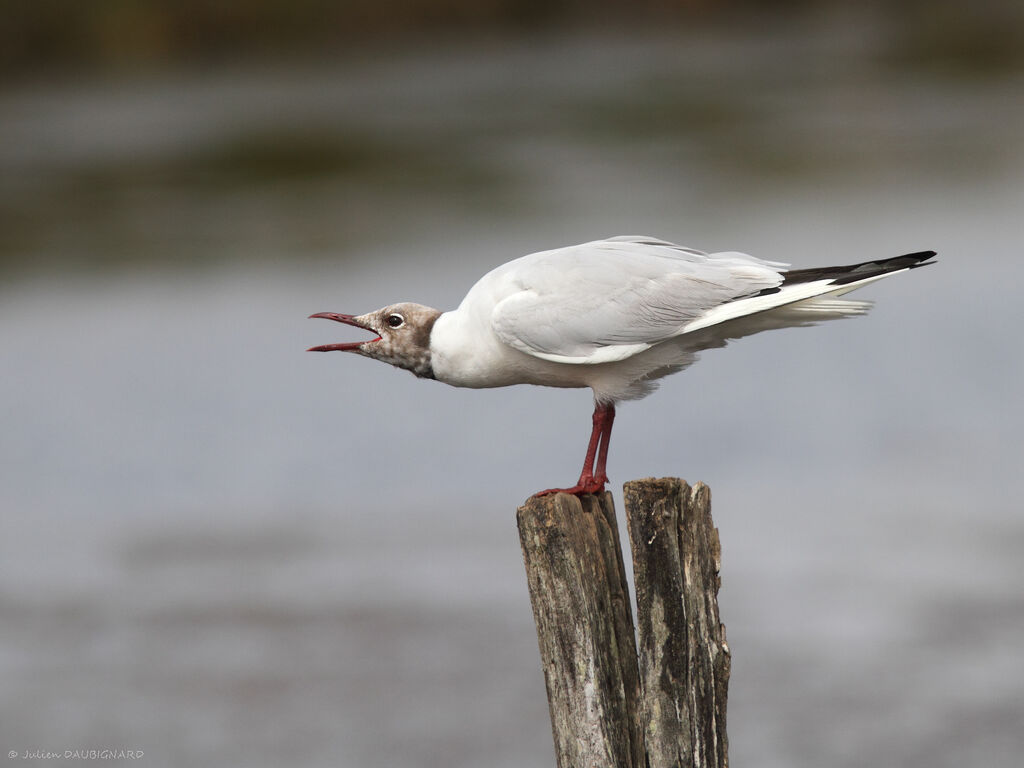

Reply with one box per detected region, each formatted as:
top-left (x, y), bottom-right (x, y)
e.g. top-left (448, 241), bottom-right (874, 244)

top-left (307, 312), bottom-right (382, 352)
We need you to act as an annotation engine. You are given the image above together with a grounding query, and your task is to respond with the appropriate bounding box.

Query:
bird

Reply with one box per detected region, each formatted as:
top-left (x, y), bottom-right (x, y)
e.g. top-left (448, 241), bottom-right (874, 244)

top-left (309, 236), bottom-right (935, 496)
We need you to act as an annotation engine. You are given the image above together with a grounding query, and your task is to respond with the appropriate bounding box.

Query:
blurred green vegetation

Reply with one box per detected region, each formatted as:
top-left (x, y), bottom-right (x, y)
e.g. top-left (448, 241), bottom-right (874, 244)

top-left (4, 1), bottom-right (1023, 78)
top-left (0, 124), bottom-right (519, 276)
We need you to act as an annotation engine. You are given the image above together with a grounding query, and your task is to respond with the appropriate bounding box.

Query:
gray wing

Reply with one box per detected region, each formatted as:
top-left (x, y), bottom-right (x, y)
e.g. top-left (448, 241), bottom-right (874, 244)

top-left (490, 237), bottom-right (786, 364)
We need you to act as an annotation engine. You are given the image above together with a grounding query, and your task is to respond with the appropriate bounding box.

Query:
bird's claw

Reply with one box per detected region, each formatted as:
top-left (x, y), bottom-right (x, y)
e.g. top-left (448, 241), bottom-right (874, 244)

top-left (532, 474), bottom-right (607, 498)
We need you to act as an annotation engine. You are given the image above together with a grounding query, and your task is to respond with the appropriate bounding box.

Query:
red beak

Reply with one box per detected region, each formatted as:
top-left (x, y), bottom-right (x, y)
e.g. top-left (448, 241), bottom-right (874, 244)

top-left (307, 312), bottom-right (382, 352)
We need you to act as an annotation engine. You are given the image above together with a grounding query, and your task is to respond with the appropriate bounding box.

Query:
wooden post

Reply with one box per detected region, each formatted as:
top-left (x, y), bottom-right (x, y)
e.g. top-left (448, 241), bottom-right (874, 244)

top-left (517, 479), bottom-right (730, 768)
top-left (517, 491), bottom-right (643, 768)
top-left (625, 478), bottom-right (730, 768)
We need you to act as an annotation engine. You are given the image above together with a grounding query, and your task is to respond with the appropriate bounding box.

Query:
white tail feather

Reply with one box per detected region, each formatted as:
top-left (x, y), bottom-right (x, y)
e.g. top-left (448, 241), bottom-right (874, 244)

top-left (681, 268), bottom-right (911, 334)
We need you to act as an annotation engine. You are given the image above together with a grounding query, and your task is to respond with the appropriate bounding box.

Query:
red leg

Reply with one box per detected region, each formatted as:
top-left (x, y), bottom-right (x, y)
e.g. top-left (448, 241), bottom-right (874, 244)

top-left (592, 403), bottom-right (615, 486)
top-left (534, 402), bottom-right (616, 497)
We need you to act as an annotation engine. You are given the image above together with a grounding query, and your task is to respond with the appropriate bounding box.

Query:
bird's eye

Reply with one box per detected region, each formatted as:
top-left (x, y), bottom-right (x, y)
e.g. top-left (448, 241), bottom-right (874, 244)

top-left (386, 313), bottom-right (405, 328)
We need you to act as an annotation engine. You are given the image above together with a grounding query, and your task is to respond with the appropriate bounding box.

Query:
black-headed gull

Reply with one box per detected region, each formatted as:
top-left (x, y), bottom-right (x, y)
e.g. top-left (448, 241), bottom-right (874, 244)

top-left (309, 236), bottom-right (935, 495)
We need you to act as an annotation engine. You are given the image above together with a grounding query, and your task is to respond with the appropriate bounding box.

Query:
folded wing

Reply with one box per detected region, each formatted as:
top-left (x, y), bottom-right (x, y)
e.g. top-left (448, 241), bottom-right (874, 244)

top-left (490, 237), bottom-right (934, 366)
top-left (490, 237), bottom-right (786, 364)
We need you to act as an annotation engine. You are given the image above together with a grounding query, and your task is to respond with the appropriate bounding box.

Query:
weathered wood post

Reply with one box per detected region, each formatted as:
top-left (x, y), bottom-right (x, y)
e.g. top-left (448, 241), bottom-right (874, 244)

top-left (625, 478), bottom-right (730, 768)
top-left (517, 478), bottom-right (730, 768)
top-left (516, 492), bottom-right (644, 768)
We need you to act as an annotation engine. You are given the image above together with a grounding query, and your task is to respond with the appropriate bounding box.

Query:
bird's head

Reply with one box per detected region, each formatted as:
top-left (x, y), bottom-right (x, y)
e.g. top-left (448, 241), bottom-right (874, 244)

top-left (308, 302), bottom-right (442, 379)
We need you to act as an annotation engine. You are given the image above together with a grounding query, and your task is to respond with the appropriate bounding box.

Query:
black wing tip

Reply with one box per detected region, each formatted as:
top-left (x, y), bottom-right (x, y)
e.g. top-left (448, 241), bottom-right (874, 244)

top-left (829, 251), bottom-right (938, 285)
top-left (779, 249), bottom-right (938, 289)
top-left (903, 250), bottom-right (937, 269)
top-left (868, 249), bottom-right (938, 270)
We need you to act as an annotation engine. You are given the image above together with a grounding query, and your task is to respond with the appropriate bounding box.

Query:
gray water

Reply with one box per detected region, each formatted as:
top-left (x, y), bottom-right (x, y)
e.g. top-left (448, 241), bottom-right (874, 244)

top-left (2, 26), bottom-right (1023, 768)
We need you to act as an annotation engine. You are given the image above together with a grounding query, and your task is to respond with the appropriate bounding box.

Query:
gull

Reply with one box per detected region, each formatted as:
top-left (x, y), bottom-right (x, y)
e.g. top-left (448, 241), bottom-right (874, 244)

top-left (309, 236), bottom-right (934, 495)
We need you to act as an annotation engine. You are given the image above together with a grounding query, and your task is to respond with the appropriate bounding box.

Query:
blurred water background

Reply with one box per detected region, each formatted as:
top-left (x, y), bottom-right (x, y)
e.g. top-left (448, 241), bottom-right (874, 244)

top-left (2, 3), bottom-right (1023, 767)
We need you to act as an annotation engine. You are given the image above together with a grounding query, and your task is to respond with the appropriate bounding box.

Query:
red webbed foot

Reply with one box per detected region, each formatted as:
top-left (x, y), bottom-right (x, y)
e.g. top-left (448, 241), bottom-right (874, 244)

top-left (532, 474), bottom-right (607, 497)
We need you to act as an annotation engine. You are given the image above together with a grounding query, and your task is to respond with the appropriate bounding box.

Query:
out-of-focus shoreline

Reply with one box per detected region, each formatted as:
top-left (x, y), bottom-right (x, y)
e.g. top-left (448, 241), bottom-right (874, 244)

top-left (2, 2), bottom-right (1023, 80)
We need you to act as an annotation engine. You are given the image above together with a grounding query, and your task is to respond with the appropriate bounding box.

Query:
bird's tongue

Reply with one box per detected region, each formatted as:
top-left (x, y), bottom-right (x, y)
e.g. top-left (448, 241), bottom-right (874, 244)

top-left (307, 312), bottom-right (381, 352)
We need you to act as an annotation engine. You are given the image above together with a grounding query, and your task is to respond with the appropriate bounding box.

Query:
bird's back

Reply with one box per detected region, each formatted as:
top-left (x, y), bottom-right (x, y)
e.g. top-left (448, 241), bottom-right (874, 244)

top-left (479, 237), bottom-right (787, 364)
